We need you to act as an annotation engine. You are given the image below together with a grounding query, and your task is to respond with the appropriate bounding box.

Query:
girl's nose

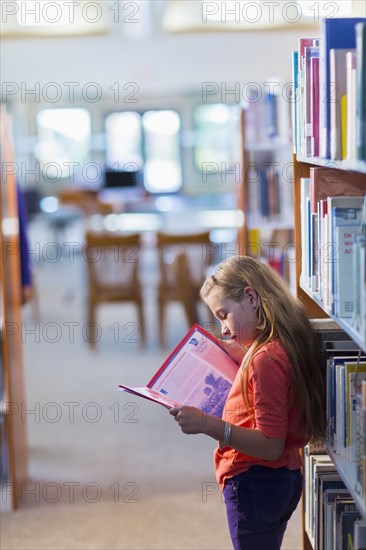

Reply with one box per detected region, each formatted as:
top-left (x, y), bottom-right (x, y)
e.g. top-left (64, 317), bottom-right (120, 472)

top-left (222, 324), bottom-right (230, 336)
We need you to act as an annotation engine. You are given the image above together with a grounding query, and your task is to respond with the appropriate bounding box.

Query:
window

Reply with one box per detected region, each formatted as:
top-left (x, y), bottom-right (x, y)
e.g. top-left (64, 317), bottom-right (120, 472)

top-left (193, 104), bottom-right (240, 172)
top-left (142, 110), bottom-right (182, 193)
top-left (1, 0), bottom-right (109, 38)
top-left (296, 1), bottom-right (352, 18)
top-left (105, 110), bottom-right (182, 193)
top-left (162, 0), bottom-right (363, 32)
top-left (105, 112), bottom-right (143, 169)
top-left (35, 108), bottom-right (91, 179)
top-left (203, 0), bottom-right (353, 22)
top-left (17, 0), bottom-right (73, 26)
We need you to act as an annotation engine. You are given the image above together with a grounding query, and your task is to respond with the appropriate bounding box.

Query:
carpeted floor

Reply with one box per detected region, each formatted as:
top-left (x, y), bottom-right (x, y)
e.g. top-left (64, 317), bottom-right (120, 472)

top-left (0, 218), bottom-right (302, 549)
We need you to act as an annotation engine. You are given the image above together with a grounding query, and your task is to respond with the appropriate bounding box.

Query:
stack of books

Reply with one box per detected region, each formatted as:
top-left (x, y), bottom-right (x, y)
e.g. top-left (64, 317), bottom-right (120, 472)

top-left (304, 444), bottom-right (365, 550)
top-left (299, 167), bottom-right (365, 343)
top-left (292, 18), bottom-right (366, 161)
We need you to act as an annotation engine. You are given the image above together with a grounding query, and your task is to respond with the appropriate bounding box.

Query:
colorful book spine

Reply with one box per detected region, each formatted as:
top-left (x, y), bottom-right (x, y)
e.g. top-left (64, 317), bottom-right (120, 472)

top-left (331, 201), bottom-right (364, 318)
top-left (291, 50), bottom-right (298, 154)
top-left (352, 232), bottom-right (365, 336)
top-left (311, 55), bottom-right (320, 157)
top-left (346, 51), bottom-right (357, 160)
top-left (330, 48), bottom-right (353, 160)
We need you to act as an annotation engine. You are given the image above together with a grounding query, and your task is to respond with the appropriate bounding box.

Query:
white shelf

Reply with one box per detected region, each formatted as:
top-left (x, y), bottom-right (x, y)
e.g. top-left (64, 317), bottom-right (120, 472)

top-left (0, 485), bottom-right (12, 513)
top-left (247, 218), bottom-right (293, 231)
top-left (245, 140), bottom-right (289, 152)
top-left (299, 282), bottom-right (366, 351)
top-left (296, 155), bottom-right (366, 174)
top-left (325, 444), bottom-right (366, 521)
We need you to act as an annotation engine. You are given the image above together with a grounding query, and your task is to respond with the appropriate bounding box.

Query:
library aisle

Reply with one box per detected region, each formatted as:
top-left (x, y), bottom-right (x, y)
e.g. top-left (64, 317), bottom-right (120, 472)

top-left (0, 218), bottom-right (302, 550)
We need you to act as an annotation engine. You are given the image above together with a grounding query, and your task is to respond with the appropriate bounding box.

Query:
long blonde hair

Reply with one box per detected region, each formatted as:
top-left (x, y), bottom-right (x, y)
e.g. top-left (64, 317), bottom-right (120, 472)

top-left (200, 256), bottom-right (326, 442)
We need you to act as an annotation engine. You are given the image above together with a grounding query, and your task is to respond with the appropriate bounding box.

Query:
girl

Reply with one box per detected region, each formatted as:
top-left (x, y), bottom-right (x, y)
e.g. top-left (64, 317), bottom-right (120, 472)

top-left (170, 255), bottom-right (326, 550)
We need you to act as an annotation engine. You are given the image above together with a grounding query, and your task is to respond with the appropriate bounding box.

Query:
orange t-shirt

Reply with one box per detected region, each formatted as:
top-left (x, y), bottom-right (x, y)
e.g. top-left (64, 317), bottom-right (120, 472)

top-left (214, 339), bottom-right (309, 490)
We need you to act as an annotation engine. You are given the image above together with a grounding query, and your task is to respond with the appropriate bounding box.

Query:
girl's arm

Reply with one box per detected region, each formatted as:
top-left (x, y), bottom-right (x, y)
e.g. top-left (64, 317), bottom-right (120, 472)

top-left (169, 406), bottom-right (285, 462)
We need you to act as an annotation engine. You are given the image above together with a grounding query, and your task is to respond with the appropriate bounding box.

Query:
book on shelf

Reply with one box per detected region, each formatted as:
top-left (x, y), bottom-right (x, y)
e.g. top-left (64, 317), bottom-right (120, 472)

top-left (335, 499), bottom-right (362, 549)
top-left (330, 197), bottom-right (364, 318)
top-left (352, 233), bottom-right (365, 338)
top-left (246, 157), bottom-right (291, 224)
top-left (354, 518), bottom-right (366, 550)
top-left (310, 52), bottom-right (320, 157)
top-left (246, 228), bottom-right (292, 283)
top-left (297, 38), bottom-right (318, 157)
top-left (330, 48), bottom-right (354, 161)
top-left (309, 167), bottom-right (365, 215)
top-left (346, 51), bottom-right (358, 161)
top-left (259, 168), bottom-right (270, 219)
top-left (118, 324), bottom-right (240, 416)
top-left (300, 176), bottom-right (311, 288)
top-left (243, 85), bottom-right (281, 144)
top-left (266, 90), bottom-right (278, 139)
top-left (291, 50), bottom-right (299, 154)
top-left (345, 363), bottom-right (366, 461)
top-left (304, 41), bottom-right (320, 157)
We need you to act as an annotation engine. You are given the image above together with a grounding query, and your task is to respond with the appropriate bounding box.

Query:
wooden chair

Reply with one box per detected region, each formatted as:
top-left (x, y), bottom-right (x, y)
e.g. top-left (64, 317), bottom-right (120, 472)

top-left (58, 189), bottom-right (115, 216)
top-left (85, 231), bottom-right (145, 348)
top-left (156, 231), bottom-right (213, 347)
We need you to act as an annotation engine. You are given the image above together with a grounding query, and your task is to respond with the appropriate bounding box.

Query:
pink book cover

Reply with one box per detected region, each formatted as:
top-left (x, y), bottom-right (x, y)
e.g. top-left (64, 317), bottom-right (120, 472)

top-left (309, 167), bottom-right (366, 214)
top-left (299, 39), bottom-right (318, 153)
top-left (299, 38), bottom-right (316, 63)
top-left (311, 56), bottom-right (320, 157)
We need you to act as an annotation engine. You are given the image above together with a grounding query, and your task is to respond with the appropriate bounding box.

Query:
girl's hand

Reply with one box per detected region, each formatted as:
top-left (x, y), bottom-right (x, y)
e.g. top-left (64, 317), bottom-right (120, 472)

top-left (169, 406), bottom-right (208, 435)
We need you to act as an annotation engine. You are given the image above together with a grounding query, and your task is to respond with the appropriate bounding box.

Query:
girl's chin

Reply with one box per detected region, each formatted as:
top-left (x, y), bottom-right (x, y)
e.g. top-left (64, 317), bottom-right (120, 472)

top-left (235, 339), bottom-right (253, 350)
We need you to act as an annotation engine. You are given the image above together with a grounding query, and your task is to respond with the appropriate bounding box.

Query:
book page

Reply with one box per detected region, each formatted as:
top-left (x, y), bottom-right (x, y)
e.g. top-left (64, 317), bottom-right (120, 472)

top-left (148, 327), bottom-right (239, 417)
top-left (118, 325), bottom-right (240, 417)
top-left (118, 386), bottom-right (180, 409)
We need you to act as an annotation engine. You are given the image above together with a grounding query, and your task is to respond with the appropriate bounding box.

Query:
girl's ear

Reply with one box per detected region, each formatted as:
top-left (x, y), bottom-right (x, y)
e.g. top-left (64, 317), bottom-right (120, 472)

top-left (243, 286), bottom-right (257, 306)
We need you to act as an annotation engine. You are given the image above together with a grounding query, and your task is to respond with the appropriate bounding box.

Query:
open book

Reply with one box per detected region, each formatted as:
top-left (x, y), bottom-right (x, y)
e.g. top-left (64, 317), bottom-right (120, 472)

top-left (118, 324), bottom-right (241, 418)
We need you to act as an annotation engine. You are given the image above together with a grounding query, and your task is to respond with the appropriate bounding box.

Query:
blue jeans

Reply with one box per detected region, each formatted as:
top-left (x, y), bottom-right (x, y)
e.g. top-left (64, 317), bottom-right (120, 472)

top-left (223, 465), bottom-right (303, 550)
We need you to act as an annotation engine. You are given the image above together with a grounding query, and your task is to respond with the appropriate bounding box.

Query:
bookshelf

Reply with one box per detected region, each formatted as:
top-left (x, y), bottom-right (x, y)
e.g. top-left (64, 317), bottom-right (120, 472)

top-left (236, 87), bottom-right (295, 287)
top-left (295, 154), bottom-right (366, 174)
top-left (325, 444), bottom-right (366, 521)
top-left (300, 280), bottom-right (365, 351)
top-left (295, 155), bottom-right (366, 550)
top-left (292, 17), bottom-right (366, 550)
top-left (0, 105), bottom-right (28, 510)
